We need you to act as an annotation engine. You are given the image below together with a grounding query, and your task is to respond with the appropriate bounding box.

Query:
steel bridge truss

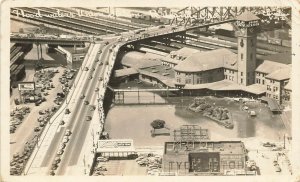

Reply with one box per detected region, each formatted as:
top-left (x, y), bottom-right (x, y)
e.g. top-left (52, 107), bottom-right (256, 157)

top-left (171, 7), bottom-right (291, 27)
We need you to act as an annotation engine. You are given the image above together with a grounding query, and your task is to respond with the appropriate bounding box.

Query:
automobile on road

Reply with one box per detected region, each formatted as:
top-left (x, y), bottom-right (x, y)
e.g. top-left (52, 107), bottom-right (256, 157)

top-left (80, 94), bottom-right (85, 99)
top-left (62, 136), bottom-right (69, 143)
top-left (57, 149), bottom-right (64, 155)
top-left (65, 129), bottom-right (72, 136)
top-left (86, 116), bottom-right (92, 121)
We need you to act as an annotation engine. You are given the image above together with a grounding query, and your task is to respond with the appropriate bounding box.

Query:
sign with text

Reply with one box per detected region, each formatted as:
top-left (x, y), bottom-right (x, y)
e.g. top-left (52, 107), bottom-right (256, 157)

top-left (97, 139), bottom-right (135, 152)
top-left (18, 82), bottom-right (35, 91)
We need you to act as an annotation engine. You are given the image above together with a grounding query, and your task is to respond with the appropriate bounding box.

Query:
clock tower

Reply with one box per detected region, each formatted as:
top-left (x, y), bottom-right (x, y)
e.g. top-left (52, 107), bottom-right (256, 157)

top-left (236, 11), bottom-right (260, 86)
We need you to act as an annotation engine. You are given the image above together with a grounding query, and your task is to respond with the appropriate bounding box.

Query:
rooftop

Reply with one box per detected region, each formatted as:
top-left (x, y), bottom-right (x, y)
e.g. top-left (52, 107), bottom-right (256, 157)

top-left (174, 48), bottom-right (237, 72)
top-left (114, 68), bottom-right (139, 78)
top-left (255, 60), bottom-right (290, 74)
top-left (121, 51), bottom-right (162, 69)
top-left (236, 11), bottom-right (260, 22)
top-left (265, 67), bottom-right (291, 81)
top-left (170, 47), bottom-right (200, 58)
top-left (183, 80), bottom-right (266, 95)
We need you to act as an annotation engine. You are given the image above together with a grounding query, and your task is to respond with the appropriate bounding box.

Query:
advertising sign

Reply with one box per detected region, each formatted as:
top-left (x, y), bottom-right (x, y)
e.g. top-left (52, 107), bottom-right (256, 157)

top-left (18, 82), bottom-right (35, 91)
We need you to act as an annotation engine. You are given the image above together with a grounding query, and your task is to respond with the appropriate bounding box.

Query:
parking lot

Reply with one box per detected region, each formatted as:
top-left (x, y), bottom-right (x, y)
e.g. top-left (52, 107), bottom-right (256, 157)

top-left (91, 153), bottom-right (163, 176)
top-left (10, 66), bottom-right (77, 175)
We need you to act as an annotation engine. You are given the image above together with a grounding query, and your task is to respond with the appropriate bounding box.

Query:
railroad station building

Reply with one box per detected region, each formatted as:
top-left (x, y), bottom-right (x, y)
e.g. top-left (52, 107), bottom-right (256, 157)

top-left (169, 11), bottom-right (292, 104)
top-left (116, 11), bottom-right (292, 104)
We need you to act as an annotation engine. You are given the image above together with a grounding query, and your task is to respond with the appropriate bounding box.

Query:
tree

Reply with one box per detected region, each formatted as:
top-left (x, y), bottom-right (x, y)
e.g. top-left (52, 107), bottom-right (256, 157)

top-left (150, 119), bottom-right (166, 129)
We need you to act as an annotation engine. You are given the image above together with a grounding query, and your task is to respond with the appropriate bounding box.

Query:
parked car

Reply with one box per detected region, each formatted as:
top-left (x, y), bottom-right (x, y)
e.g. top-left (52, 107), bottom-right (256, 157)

top-left (65, 109), bottom-right (71, 114)
top-left (34, 127), bottom-right (40, 132)
top-left (60, 120), bottom-right (65, 125)
top-left (97, 157), bottom-right (109, 162)
top-left (263, 142), bottom-right (276, 147)
top-left (95, 88), bottom-right (99, 92)
top-left (84, 100), bottom-right (89, 105)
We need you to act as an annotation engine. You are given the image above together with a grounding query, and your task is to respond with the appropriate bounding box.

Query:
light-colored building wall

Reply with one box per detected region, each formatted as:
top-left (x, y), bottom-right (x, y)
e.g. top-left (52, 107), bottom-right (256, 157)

top-left (255, 71), bottom-right (267, 86)
top-left (175, 68), bottom-right (224, 85)
top-left (224, 68), bottom-right (238, 83)
top-left (265, 78), bottom-right (281, 101)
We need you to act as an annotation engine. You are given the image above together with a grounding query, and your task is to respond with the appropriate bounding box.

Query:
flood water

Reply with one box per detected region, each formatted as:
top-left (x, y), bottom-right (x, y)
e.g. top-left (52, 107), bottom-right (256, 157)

top-left (105, 93), bottom-right (287, 147)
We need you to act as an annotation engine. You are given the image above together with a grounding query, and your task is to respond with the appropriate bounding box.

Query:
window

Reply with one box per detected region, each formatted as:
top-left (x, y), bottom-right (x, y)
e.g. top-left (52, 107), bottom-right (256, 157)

top-left (229, 161), bottom-right (235, 169)
top-left (176, 72), bottom-right (180, 75)
top-left (197, 78), bottom-right (202, 84)
top-left (241, 53), bottom-right (243, 60)
top-left (186, 79), bottom-right (191, 84)
top-left (241, 72), bottom-right (243, 76)
top-left (241, 78), bottom-right (243, 84)
top-left (177, 78), bottom-right (181, 83)
top-left (262, 80), bottom-right (265, 85)
top-left (225, 75), bottom-right (228, 79)
top-left (257, 79), bottom-right (260, 84)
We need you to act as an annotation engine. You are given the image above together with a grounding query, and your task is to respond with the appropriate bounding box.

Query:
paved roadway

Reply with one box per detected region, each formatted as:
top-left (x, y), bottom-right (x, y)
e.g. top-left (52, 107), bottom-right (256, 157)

top-left (55, 40), bottom-right (119, 175)
top-left (25, 25), bottom-right (186, 175)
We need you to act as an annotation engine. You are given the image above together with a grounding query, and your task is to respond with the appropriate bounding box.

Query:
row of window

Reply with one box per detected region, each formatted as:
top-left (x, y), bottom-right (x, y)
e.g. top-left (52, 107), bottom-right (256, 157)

top-left (225, 75), bottom-right (234, 81)
top-left (177, 69), bottom-right (223, 76)
top-left (267, 85), bottom-right (279, 92)
top-left (266, 93), bottom-right (279, 100)
top-left (256, 72), bottom-right (267, 77)
top-left (256, 78), bottom-right (265, 85)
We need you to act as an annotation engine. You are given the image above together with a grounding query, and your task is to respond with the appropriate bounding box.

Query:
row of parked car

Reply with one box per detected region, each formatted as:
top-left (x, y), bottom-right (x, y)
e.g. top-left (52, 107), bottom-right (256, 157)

top-left (135, 153), bottom-right (162, 175)
top-left (10, 107), bottom-right (31, 134)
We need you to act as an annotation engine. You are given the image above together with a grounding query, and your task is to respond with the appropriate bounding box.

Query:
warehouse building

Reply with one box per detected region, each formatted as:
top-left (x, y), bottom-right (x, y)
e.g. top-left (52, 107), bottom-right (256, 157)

top-left (162, 140), bottom-right (247, 175)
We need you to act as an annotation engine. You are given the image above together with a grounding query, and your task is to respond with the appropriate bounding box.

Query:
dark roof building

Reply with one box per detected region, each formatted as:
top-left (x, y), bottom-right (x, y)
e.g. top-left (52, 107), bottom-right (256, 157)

top-left (162, 140), bottom-right (248, 175)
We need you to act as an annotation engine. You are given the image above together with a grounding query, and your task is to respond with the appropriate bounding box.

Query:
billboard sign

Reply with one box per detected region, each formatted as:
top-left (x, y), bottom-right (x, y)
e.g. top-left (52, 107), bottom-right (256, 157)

top-left (98, 139), bottom-right (133, 148)
top-left (97, 139), bottom-right (135, 152)
top-left (18, 82), bottom-right (35, 91)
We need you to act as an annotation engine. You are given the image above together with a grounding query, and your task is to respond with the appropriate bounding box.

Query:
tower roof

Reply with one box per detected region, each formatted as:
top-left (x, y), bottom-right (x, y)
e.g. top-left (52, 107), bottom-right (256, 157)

top-left (236, 11), bottom-right (260, 21)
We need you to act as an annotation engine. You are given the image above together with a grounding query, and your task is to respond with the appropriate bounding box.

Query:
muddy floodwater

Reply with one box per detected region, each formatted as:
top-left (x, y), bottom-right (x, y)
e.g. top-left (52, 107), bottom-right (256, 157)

top-left (105, 94), bottom-right (287, 147)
